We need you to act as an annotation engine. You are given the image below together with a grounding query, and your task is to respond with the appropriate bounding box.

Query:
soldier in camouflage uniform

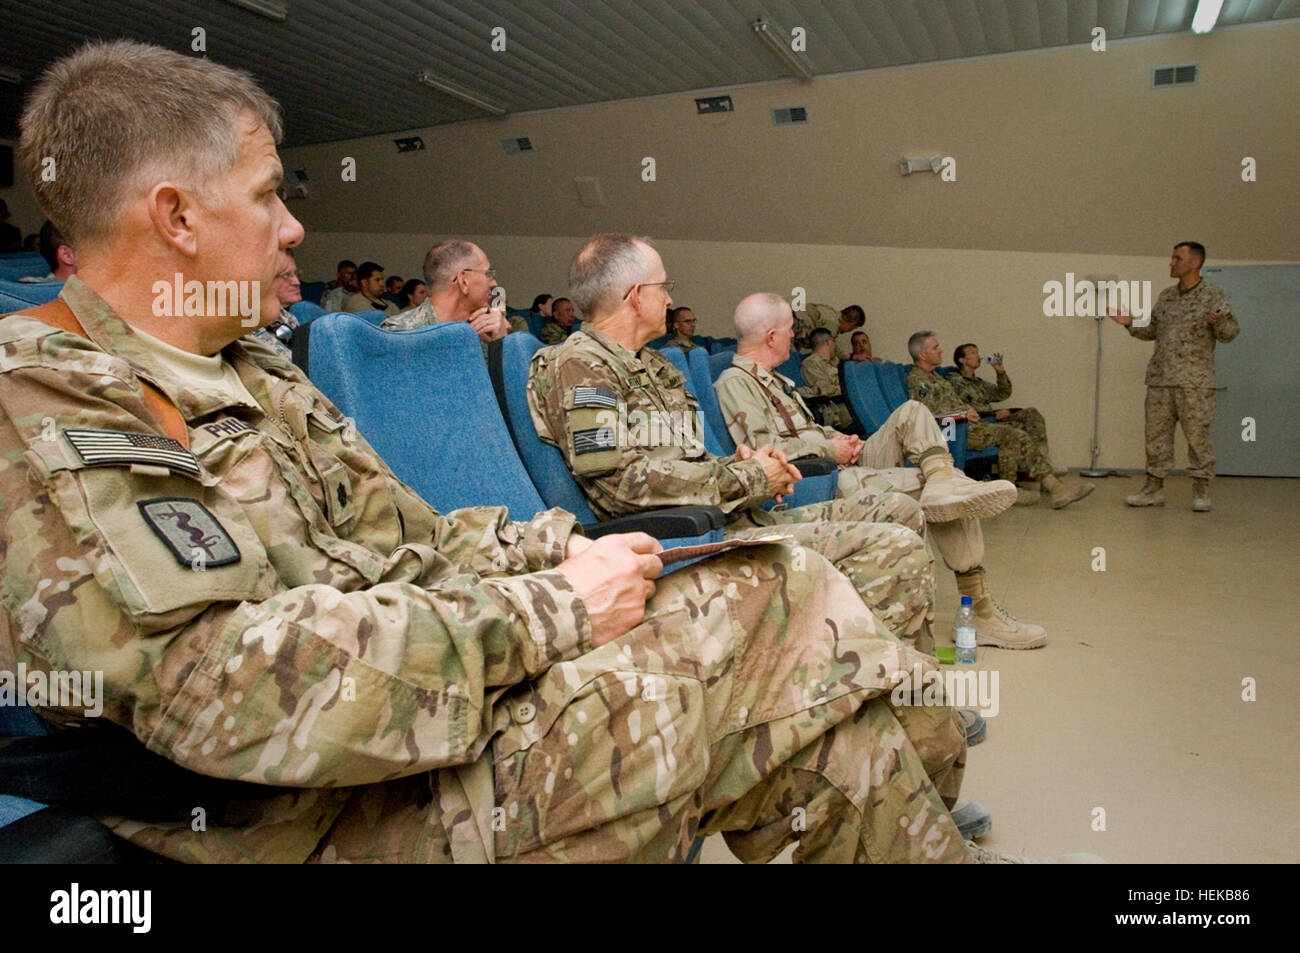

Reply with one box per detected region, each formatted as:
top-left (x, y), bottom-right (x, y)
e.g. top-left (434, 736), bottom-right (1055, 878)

top-left (538, 296), bottom-right (577, 345)
top-left (715, 294), bottom-right (1043, 651)
top-left (244, 249), bottom-right (300, 358)
top-left (950, 344), bottom-right (1058, 473)
top-left (792, 302), bottom-right (838, 354)
top-left (1110, 242), bottom-right (1239, 511)
top-left (798, 329), bottom-right (853, 429)
top-left (0, 41), bottom-right (983, 865)
top-left (528, 242), bottom-right (942, 649)
top-left (380, 240), bottom-right (526, 347)
top-left (907, 332), bottom-right (1093, 511)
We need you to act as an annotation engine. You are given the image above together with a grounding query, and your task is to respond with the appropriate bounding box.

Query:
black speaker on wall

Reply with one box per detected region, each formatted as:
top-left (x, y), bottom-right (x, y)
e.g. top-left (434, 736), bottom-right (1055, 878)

top-left (0, 145), bottom-right (12, 189)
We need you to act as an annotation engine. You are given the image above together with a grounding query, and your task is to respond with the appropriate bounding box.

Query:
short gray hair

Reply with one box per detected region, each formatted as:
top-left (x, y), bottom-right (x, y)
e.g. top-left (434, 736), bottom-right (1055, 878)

top-left (569, 233), bottom-right (653, 319)
top-left (422, 240), bottom-right (479, 288)
top-left (907, 330), bottom-right (935, 361)
top-left (733, 292), bottom-right (790, 345)
top-left (20, 39), bottom-right (282, 249)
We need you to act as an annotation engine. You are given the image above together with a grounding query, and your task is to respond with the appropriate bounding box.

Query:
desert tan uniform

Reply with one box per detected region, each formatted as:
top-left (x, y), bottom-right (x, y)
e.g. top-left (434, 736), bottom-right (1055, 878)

top-left (1127, 281), bottom-right (1238, 480)
top-left (343, 291), bottom-right (400, 318)
top-left (716, 356), bottom-right (985, 574)
top-left (0, 278), bottom-right (970, 864)
top-left (799, 352), bottom-right (853, 430)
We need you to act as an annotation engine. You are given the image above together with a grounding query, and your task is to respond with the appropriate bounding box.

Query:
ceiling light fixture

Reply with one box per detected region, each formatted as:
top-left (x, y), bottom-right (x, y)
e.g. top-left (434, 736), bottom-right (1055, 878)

top-left (752, 18), bottom-right (814, 81)
top-left (417, 70), bottom-right (508, 116)
top-left (1191, 0), bottom-right (1223, 34)
top-left (223, 0), bottom-right (289, 22)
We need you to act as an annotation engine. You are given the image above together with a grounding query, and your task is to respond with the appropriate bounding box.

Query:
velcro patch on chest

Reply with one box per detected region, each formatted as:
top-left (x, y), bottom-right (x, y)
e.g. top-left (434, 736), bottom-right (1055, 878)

top-left (137, 497), bottom-right (241, 569)
top-left (64, 428), bottom-right (201, 477)
top-left (572, 386), bottom-right (618, 408)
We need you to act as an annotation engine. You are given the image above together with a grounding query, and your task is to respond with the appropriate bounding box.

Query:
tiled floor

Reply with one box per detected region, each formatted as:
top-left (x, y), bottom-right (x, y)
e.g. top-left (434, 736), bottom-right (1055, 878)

top-left (702, 474), bottom-right (1300, 863)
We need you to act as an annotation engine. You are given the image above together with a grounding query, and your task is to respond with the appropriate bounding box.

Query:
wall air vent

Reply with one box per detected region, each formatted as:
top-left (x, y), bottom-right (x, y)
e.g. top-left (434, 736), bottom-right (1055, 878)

top-left (502, 137), bottom-right (533, 154)
top-left (1152, 64), bottom-right (1198, 88)
top-left (772, 106), bottom-right (808, 125)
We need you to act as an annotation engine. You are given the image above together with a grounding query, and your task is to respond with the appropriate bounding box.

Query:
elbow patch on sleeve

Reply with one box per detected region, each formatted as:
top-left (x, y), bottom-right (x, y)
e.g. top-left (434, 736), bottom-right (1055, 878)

top-left (565, 386), bottom-right (622, 476)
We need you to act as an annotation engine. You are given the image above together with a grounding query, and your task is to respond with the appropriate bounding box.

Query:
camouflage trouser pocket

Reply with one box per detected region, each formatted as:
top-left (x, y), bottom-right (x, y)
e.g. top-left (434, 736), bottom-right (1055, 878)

top-left (491, 610), bottom-right (710, 859)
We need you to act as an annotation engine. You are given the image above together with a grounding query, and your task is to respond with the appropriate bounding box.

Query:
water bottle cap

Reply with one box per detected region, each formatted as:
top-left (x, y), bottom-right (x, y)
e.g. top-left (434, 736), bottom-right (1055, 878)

top-left (960, 595), bottom-right (972, 605)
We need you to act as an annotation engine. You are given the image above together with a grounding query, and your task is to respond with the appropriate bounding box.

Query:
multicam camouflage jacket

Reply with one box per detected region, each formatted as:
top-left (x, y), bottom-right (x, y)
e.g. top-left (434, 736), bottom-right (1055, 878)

top-left (0, 277), bottom-right (587, 863)
top-left (715, 355), bottom-right (839, 462)
top-left (1128, 281), bottom-right (1239, 387)
top-left (798, 353), bottom-right (853, 430)
top-left (948, 369), bottom-right (1012, 414)
top-left (526, 326), bottom-right (771, 522)
top-left (906, 365), bottom-right (968, 416)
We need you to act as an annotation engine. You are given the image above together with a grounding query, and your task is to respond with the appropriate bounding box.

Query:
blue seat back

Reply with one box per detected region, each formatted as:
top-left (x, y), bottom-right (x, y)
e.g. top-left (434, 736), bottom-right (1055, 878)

top-left (287, 300), bottom-right (325, 326)
top-left (840, 361), bottom-right (896, 433)
top-left (709, 336), bottom-right (737, 354)
top-left (0, 252), bottom-right (49, 281)
top-left (774, 352), bottom-right (804, 388)
top-left (299, 281), bottom-right (326, 305)
top-left (307, 314), bottom-right (547, 520)
top-left (878, 361), bottom-right (910, 406)
top-left (708, 349), bottom-right (736, 382)
top-left (498, 332), bottom-right (600, 522)
top-left (0, 279), bottom-right (62, 314)
top-left (349, 309), bottom-right (387, 326)
top-left (659, 347), bottom-right (729, 458)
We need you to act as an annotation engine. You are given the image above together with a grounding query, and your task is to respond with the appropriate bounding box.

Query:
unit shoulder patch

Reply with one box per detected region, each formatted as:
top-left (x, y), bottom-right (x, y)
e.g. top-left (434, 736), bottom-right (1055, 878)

top-left (137, 497), bottom-right (241, 568)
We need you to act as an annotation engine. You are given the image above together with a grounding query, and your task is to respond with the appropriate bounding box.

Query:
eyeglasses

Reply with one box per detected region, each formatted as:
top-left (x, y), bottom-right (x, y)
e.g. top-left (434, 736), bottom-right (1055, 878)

top-left (623, 279), bottom-right (676, 299)
top-left (461, 267), bottom-right (497, 280)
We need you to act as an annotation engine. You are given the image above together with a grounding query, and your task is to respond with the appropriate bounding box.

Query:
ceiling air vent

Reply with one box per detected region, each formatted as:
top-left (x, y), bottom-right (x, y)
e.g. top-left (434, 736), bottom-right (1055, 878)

top-left (1153, 64), bottom-right (1197, 88)
top-left (772, 106), bottom-right (808, 125)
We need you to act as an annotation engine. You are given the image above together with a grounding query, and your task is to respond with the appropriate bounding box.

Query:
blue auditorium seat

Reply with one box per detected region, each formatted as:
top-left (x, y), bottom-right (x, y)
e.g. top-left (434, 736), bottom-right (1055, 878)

top-left (491, 332), bottom-right (724, 551)
top-left (0, 279), bottom-right (62, 314)
top-left (287, 300), bottom-right (325, 325)
top-left (0, 252), bottom-right (50, 281)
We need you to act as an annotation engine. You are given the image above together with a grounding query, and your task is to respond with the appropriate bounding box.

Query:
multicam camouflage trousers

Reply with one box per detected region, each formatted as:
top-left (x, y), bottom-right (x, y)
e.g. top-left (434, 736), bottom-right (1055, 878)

top-left (1145, 385), bottom-right (1216, 480)
top-left (967, 420), bottom-right (1052, 481)
top-left (494, 542), bottom-right (969, 863)
top-left (727, 476), bottom-right (935, 643)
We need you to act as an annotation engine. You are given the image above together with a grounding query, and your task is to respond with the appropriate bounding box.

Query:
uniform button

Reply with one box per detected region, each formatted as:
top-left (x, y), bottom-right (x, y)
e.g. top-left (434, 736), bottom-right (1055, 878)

top-left (738, 706), bottom-right (749, 726)
top-left (513, 701), bottom-right (536, 725)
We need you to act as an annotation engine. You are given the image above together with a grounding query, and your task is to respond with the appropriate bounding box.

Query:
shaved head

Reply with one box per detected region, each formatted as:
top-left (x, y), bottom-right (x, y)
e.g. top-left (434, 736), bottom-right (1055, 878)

top-left (733, 292), bottom-right (791, 345)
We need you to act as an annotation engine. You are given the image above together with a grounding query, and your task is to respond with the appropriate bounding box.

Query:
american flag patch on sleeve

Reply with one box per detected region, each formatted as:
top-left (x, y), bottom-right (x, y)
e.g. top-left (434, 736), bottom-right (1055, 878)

top-left (573, 426), bottom-right (617, 455)
top-left (572, 386), bottom-right (618, 409)
top-left (63, 428), bottom-right (201, 476)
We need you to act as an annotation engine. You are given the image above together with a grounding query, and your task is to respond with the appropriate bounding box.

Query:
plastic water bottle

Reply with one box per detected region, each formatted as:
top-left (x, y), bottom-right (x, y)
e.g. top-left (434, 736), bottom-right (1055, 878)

top-left (954, 596), bottom-right (977, 664)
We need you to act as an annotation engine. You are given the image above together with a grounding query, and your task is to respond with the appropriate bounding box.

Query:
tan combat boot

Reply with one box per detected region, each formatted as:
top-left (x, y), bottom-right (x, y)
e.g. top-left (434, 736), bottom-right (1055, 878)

top-left (1042, 473), bottom-right (1094, 510)
top-left (956, 568), bottom-right (1047, 649)
top-left (917, 452), bottom-right (1018, 522)
top-left (1125, 477), bottom-right (1165, 507)
top-left (1192, 478), bottom-right (1212, 512)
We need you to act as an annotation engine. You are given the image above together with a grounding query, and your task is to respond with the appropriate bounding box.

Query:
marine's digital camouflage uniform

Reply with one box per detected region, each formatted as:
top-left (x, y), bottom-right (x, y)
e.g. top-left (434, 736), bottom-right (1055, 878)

top-left (908, 365), bottom-right (1053, 481)
top-left (0, 278), bottom-right (970, 863)
top-left (716, 356), bottom-right (985, 575)
top-left (798, 352), bottom-right (853, 430)
top-left (527, 327), bottom-right (937, 643)
top-left (949, 369), bottom-right (1051, 461)
top-left (1127, 281), bottom-right (1239, 481)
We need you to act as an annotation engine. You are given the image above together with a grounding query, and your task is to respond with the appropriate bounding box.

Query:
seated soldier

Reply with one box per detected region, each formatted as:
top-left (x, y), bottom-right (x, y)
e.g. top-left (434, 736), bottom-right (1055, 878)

top-left (245, 247), bottom-right (301, 357)
top-left (951, 344), bottom-right (1065, 476)
top-left (381, 275), bottom-right (405, 307)
top-left (716, 294), bottom-right (1044, 651)
top-left (397, 278), bottom-right (428, 312)
top-left (530, 234), bottom-right (951, 655)
top-left (836, 304), bottom-right (866, 360)
top-left (319, 258), bottom-right (357, 313)
top-left (798, 327), bottom-right (853, 429)
top-left (17, 219), bottom-right (77, 282)
top-left (539, 296), bottom-right (577, 344)
top-left (0, 40), bottom-right (1041, 866)
top-left (343, 260), bottom-right (401, 317)
top-left (850, 330), bottom-right (880, 363)
top-left (381, 239), bottom-right (526, 348)
top-left (791, 301), bottom-right (838, 354)
top-left (908, 332), bottom-right (1093, 508)
top-left (662, 305), bottom-right (700, 352)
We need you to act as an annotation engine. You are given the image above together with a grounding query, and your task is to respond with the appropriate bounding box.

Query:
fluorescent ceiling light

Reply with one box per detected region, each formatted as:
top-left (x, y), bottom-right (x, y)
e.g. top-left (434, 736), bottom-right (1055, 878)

top-left (752, 18), bottom-right (814, 81)
top-left (224, 0), bottom-right (288, 21)
top-left (1191, 0), bottom-right (1223, 34)
top-left (417, 70), bottom-right (508, 116)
